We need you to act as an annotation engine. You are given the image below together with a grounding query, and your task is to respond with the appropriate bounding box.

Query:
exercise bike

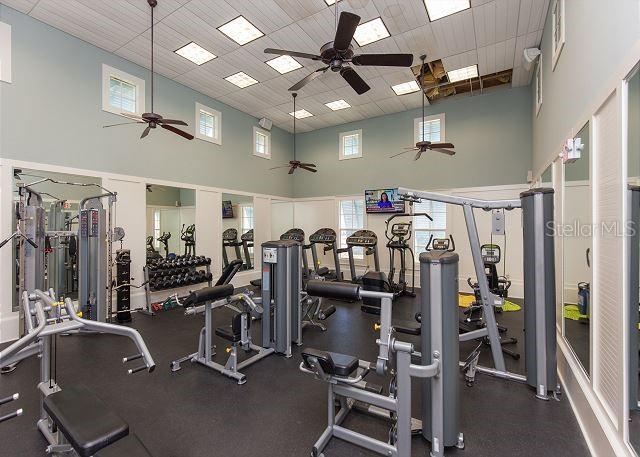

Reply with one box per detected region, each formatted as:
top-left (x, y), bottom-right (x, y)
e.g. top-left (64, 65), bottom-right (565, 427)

top-left (384, 212), bottom-right (432, 299)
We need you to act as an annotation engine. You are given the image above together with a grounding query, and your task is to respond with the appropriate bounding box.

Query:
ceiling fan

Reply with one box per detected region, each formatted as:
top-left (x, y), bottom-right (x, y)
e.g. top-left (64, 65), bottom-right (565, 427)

top-left (390, 55), bottom-right (456, 160)
top-left (264, 2), bottom-right (413, 95)
top-left (103, 0), bottom-right (193, 140)
top-left (270, 93), bottom-right (317, 174)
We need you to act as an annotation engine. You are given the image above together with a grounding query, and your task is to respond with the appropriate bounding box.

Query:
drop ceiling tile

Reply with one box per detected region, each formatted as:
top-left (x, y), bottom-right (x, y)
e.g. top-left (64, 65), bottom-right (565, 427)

top-left (0, 0), bottom-right (39, 14)
top-left (123, 0), bottom-right (189, 22)
top-left (372, 0), bottom-right (430, 36)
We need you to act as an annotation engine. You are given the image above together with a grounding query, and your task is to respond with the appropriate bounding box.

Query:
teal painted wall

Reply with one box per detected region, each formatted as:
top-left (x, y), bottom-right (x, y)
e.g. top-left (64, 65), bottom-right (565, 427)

top-left (532, 0), bottom-right (640, 173)
top-left (0, 6), bottom-right (293, 197)
top-left (293, 87), bottom-right (533, 197)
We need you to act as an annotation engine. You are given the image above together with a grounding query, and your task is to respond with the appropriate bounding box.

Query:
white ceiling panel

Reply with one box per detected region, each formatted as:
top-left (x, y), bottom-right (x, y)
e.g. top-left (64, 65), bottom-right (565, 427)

top-left (3, 0), bottom-right (548, 131)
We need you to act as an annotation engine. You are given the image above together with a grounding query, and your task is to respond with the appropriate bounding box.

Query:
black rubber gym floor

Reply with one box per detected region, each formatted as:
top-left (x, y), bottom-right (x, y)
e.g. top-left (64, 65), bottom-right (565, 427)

top-left (0, 290), bottom-right (590, 457)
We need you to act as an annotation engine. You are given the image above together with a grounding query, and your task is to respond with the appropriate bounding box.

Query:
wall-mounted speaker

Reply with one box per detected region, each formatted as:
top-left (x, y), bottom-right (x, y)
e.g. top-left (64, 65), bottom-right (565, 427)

top-left (259, 117), bottom-right (272, 131)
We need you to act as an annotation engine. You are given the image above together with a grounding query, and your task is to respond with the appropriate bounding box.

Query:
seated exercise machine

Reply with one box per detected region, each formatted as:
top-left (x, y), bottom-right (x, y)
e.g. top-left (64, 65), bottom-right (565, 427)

top-left (384, 212), bottom-right (432, 299)
top-left (300, 248), bottom-right (463, 457)
top-left (0, 290), bottom-right (156, 456)
top-left (157, 231), bottom-right (171, 258)
top-left (463, 243), bottom-right (519, 360)
top-left (399, 187), bottom-right (558, 399)
top-left (308, 228), bottom-right (343, 281)
top-left (181, 224), bottom-right (196, 256)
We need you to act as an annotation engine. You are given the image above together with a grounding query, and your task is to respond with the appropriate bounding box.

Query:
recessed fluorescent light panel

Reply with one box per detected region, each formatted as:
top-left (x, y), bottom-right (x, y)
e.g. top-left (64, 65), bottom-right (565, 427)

top-left (174, 42), bottom-right (217, 65)
top-left (447, 64), bottom-right (478, 83)
top-left (424, 0), bottom-right (470, 21)
top-left (224, 71), bottom-right (259, 88)
top-left (391, 80), bottom-right (420, 96)
top-left (218, 16), bottom-right (264, 45)
top-left (289, 109), bottom-right (314, 119)
top-left (266, 55), bottom-right (302, 74)
top-left (325, 99), bottom-right (351, 111)
top-left (324, 0), bottom-right (339, 4)
top-left (353, 17), bottom-right (390, 46)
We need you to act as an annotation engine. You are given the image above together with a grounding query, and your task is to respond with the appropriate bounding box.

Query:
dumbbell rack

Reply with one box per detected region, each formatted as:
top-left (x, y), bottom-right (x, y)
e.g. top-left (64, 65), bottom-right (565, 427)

top-left (141, 258), bottom-right (213, 316)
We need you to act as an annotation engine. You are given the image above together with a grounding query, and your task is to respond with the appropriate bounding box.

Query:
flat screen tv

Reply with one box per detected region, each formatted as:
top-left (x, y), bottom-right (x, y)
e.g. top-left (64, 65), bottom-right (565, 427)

top-left (365, 188), bottom-right (405, 214)
top-left (222, 200), bottom-right (234, 219)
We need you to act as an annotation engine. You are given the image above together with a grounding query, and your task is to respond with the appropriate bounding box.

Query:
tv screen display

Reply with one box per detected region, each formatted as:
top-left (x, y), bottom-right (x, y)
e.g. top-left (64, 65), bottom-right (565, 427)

top-left (365, 188), bottom-right (405, 214)
top-left (222, 200), bottom-right (234, 219)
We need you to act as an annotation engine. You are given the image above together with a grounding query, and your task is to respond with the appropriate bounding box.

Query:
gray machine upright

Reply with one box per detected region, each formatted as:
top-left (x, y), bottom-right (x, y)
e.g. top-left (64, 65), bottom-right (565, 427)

top-left (261, 239), bottom-right (302, 356)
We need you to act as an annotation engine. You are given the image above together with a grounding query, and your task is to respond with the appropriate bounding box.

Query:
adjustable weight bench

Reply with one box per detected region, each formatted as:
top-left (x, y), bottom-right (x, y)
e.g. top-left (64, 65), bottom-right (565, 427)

top-left (43, 386), bottom-right (152, 457)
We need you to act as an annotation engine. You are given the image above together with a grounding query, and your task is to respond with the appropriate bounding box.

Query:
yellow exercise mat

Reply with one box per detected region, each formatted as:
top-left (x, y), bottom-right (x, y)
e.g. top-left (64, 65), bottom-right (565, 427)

top-left (458, 293), bottom-right (521, 312)
top-left (564, 304), bottom-right (588, 321)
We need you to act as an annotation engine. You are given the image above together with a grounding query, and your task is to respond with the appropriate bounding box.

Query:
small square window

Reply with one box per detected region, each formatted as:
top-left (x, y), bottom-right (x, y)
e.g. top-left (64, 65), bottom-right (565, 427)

top-left (414, 114), bottom-right (445, 143)
top-left (195, 102), bottom-right (222, 145)
top-left (551, 0), bottom-right (565, 70)
top-left (253, 126), bottom-right (271, 159)
top-left (339, 129), bottom-right (362, 160)
top-left (102, 64), bottom-right (145, 117)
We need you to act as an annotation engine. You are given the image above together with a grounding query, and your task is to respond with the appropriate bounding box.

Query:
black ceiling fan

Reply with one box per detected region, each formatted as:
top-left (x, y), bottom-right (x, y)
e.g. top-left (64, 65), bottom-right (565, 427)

top-left (270, 93), bottom-right (317, 174)
top-left (103, 0), bottom-right (193, 140)
top-left (264, 3), bottom-right (413, 95)
top-left (390, 55), bottom-right (456, 160)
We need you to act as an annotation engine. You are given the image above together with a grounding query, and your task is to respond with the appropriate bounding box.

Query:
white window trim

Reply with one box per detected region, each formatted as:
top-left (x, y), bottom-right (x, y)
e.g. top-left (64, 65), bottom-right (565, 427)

top-left (336, 196), bottom-right (367, 264)
top-left (195, 102), bottom-right (222, 145)
top-left (253, 126), bottom-right (271, 159)
top-left (101, 64), bottom-right (145, 117)
top-left (411, 204), bottom-right (447, 262)
top-left (551, 0), bottom-right (565, 71)
top-left (339, 129), bottom-right (363, 160)
top-left (535, 58), bottom-right (543, 116)
top-left (413, 113), bottom-right (445, 143)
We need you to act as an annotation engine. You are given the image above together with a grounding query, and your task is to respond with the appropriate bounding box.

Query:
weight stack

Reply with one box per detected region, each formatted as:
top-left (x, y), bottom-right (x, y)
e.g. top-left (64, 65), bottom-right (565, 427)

top-left (115, 249), bottom-right (132, 323)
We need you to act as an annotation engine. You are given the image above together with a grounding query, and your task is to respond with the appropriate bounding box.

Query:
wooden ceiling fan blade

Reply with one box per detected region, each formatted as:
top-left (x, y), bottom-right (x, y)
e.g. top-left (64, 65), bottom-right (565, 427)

top-left (161, 124), bottom-right (194, 140)
top-left (120, 112), bottom-right (145, 121)
top-left (103, 121), bottom-right (144, 128)
top-left (159, 119), bottom-right (188, 126)
top-left (432, 148), bottom-right (456, 156)
top-left (288, 166), bottom-right (296, 174)
top-left (430, 142), bottom-right (454, 149)
top-left (140, 125), bottom-right (151, 139)
top-left (298, 162), bottom-right (316, 167)
top-left (414, 150), bottom-right (423, 161)
top-left (289, 67), bottom-right (328, 91)
top-left (351, 53), bottom-right (413, 67)
top-left (299, 165), bottom-right (317, 172)
top-left (334, 12), bottom-right (360, 52)
top-left (340, 67), bottom-right (370, 95)
top-left (269, 165), bottom-right (291, 170)
top-left (264, 48), bottom-right (322, 61)
top-left (389, 150), bottom-right (413, 158)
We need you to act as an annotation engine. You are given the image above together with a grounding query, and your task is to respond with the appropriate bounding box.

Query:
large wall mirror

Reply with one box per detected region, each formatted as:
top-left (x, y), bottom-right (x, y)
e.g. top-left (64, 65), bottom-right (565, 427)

top-left (271, 200), bottom-right (293, 240)
top-left (626, 64), bottom-right (640, 453)
top-left (221, 193), bottom-right (254, 271)
top-left (146, 184), bottom-right (196, 260)
top-left (562, 122), bottom-right (591, 377)
top-left (11, 168), bottom-right (104, 311)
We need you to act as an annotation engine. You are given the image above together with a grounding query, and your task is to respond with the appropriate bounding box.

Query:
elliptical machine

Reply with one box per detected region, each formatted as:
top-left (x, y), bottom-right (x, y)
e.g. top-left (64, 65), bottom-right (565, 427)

top-left (157, 231), bottom-right (171, 258)
top-left (181, 224), bottom-right (196, 256)
top-left (384, 213), bottom-right (432, 299)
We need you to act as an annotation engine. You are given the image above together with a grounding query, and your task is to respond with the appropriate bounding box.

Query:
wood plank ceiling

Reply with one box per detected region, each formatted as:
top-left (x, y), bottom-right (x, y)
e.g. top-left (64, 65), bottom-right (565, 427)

top-left (1, 0), bottom-right (549, 132)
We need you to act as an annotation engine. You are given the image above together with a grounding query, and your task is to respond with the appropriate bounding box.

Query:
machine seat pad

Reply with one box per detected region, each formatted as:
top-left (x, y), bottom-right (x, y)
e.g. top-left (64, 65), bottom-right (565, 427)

top-left (43, 386), bottom-right (129, 457)
top-left (316, 267), bottom-right (330, 277)
top-left (215, 325), bottom-right (241, 343)
top-left (306, 280), bottom-right (360, 301)
top-left (95, 434), bottom-right (153, 457)
top-left (250, 279), bottom-right (262, 288)
top-left (184, 284), bottom-right (234, 307)
top-left (302, 348), bottom-right (359, 377)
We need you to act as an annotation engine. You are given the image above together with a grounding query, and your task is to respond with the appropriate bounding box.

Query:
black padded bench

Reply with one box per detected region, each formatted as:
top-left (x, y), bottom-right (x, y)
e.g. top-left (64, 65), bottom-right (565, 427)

top-left (302, 348), bottom-right (359, 377)
top-left (95, 434), bottom-right (153, 457)
top-left (43, 386), bottom-right (129, 457)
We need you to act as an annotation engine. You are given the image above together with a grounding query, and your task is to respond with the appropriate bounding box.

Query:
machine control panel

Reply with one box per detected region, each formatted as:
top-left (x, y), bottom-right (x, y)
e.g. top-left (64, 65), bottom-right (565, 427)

top-left (309, 228), bottom-right (337, 244)
top-left (431, 238), bottom-right (450, 250)
top-left (346, 230), bottom-right (378, 247)
top-left (481, 244), bottom-right (501, 264)
top-left (280, 228), bottom-right (305, 242)
top-left (390, 223), bottom-right (411, 237)
top-left (240, 229), bottom-right (253, 242)
top-left (263, 247), bottom-right (278, 263)
top-left (223, 228), bottom-right (238, 241)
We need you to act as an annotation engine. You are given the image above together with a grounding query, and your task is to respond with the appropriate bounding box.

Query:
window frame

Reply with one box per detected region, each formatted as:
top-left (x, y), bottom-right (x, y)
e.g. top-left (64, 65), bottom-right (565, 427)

top-left (102, 64), bottom-right (145, 117)
top-left (240, 204), bottom-right (254, 235)
top-left (551, 0), bottom-right (565, 71)
top-left (337, 197), bottom-right (366, 262)
top-left (195, 102), bottom-right (222, 145)
top-left (153, 209), bottom-right (161, 249)
top-left (253, 126), bottom-right (271, 159)
top-left (411, 200), bottom-right (447, 260)
top-left (339, 129), bottom-right (363, 160)
top-left (414, 113), bottom-right (445, 144)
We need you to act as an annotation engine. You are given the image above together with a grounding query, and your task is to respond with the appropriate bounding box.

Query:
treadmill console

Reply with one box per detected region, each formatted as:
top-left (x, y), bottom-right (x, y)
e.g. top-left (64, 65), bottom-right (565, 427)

top-left (431, 238), bottom-right (450, 250)
top-left (240, 229), bottom-right (254, 242)
top-left (346, 230), bottom-right (378, 247)
top-left (481, 244), bottom-right (501, 264)
top-left (309, 228), bottom-right (337, 244)
top-left (223, 228), bottom-right (238, 241)
top-left (280, 228), bottom-right (305, 242)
